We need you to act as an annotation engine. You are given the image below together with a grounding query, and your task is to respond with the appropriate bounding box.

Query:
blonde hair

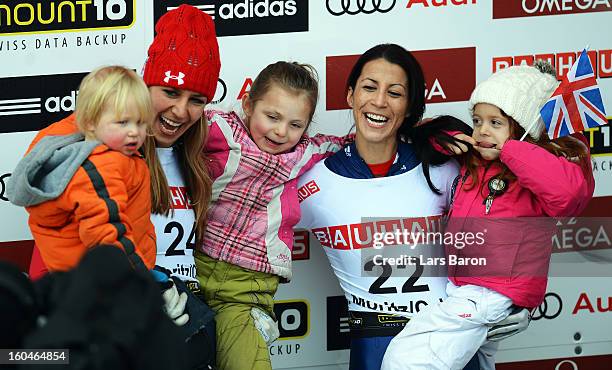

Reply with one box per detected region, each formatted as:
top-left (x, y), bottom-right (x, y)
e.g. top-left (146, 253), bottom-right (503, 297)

top-left (142, 117), bottom-right (212, 245)
top-left (75, 65), bottom-right (153, 135)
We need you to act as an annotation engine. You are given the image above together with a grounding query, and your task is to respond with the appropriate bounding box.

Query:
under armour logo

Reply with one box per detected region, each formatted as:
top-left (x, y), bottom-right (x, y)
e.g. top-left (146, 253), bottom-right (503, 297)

top-left (163, 71), bottom-right (185, 85)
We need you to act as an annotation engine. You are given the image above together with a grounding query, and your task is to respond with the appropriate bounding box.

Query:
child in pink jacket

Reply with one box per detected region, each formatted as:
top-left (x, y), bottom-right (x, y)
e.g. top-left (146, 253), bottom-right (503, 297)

top-left (382, 62), bottom-right (595, 370)
top-left (195, 61), bottom-right (351, 370)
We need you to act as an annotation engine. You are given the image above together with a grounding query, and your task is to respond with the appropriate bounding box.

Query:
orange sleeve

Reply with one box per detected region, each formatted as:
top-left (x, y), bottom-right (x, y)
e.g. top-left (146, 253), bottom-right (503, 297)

top-left (27, 114), bottom-right (79, 154)
top-left (66, 153), bottom-right (139, 256)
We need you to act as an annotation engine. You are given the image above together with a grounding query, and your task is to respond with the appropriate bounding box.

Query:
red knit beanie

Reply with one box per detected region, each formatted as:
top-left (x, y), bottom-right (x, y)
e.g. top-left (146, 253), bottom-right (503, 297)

top-left (143, 4), bottom-right (220, 102)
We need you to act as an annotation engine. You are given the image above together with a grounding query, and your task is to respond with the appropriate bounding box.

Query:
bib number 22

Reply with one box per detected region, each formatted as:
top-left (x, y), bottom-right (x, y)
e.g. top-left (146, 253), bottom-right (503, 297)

top-left (364, 258), bottom-right (429, 294)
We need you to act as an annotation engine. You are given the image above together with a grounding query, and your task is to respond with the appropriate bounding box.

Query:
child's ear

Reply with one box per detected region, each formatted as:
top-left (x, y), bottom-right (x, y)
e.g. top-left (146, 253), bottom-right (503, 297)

top-left (346, 87), bottom-right (354, 108)
top-left (241, 93), bottom-right (252, 116)
top-left (85, 121), bottom-right (96, 134)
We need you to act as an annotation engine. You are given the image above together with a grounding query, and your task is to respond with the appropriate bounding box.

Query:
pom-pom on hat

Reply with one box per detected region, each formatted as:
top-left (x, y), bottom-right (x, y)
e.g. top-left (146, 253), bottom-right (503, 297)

top-left (469, 60), bottom-right (559, 140)
top-left (143, 4), bottom-right (221, 103)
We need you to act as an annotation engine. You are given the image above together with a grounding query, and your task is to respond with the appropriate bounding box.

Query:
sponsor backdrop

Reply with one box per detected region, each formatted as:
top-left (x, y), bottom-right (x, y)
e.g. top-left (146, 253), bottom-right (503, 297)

top-left (1, 0), bottom-right (611, 369)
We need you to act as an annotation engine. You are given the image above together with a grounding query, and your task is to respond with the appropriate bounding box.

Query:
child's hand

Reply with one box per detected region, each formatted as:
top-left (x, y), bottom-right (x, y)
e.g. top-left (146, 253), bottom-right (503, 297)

top-left (448, 133), bottom-right (476, 155)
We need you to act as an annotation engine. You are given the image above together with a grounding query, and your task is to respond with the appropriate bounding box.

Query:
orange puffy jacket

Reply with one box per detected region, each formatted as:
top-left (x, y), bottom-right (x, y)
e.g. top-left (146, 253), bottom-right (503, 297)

top-left (23, 114), bottom-right (156, 271)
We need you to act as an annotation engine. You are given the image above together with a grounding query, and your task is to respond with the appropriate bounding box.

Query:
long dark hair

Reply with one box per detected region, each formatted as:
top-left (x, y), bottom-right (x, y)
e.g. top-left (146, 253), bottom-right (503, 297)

top-left (410, 116), bottom-right (473, 193)
top-left (347, 44), bottom-right (470, 193)
top-left (346, 44), bottom-right (425, 138)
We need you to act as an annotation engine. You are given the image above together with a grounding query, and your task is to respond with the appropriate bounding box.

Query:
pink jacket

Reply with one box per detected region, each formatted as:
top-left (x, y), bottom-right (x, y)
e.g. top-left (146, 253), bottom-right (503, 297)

top-left (202, 110), bottom-right (348, 280)
top-left (446, 136), bottom-right (594, 308)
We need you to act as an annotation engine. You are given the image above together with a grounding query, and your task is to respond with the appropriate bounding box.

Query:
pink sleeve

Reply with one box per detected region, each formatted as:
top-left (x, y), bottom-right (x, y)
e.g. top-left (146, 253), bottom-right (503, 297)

top-left (295, 133), bottom-right (353, 176)
top-left (202, 111), bottom-right (233, 180)
top-left (500, 138), bottom-right (594, 217)
top-left (203, 110), bottom-right (226, 153)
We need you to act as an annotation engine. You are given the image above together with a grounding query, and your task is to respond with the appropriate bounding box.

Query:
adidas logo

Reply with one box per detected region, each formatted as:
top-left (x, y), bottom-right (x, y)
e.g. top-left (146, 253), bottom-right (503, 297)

top-left (218, 0), bottom-right (298, 19)
top-left (160, 0), bottom-right (307, 37)
top-left (167, 4), bottom-right (215, 19)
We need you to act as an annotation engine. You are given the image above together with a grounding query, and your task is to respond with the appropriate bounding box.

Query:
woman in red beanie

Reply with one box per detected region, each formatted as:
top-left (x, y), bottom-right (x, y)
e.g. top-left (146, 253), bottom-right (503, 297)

top-left (140, 3), bottom-right (219, 301)
top-left (26, 4), bottom-right (221, 369)
top-left (140, 4), bottom-right (221, 369)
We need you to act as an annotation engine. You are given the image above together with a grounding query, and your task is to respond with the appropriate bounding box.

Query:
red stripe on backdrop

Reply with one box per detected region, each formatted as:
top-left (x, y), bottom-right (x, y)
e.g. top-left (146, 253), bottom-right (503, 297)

top-left (0, 240), bottom-right (34, 273)
top-left (548, 196), bottom-right (612, 254)
top-left (580, 196), bottom-right (612, 217)
top-left (326, 47), bottom-right (476, 110)
top-left (497, 354), bottom-right (612, 370)
top-left (492, 0), bottom-right (612, 19)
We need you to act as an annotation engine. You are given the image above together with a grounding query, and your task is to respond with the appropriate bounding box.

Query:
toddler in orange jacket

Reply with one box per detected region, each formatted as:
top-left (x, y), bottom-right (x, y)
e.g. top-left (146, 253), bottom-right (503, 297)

top-left (8, 66), bottom-right (156, 272)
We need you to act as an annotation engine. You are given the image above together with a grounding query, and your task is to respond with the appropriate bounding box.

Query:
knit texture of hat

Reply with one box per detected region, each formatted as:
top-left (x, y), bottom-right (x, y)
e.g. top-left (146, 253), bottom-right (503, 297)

top-left (143, 4), bottom-right (220, 102)
top-left (469, 63), bottom-right (559, 140)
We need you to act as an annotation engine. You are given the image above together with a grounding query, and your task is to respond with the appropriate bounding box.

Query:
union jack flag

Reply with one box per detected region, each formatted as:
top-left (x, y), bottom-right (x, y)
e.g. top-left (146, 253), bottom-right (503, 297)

top-left (540, 49), bottom-right (607, 139)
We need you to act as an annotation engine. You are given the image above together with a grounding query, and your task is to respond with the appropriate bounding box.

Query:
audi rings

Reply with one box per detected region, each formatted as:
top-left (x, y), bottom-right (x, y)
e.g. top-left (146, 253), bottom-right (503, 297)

top-left (326, 0), bottom-right (396, 16)
top-left (0, 173), bottom-right (11, 201)
top-left (532, 292), bottom-right (562, 320)
top-left (211, 78), bottom-right (227, 105)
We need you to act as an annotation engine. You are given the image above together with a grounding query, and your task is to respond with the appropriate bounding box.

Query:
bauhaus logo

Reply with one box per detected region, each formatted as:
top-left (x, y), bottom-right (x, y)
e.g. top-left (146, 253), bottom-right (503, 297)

top-left (0, 0), bottom-right (135, 35)
top-left (297, 180), bottom-right (320, 203)
top-left (292, 230), bottom-right (310, 261)
top-left (326, 47), bottom-right (475, 110)
top-left (154, 0), bottom-right (308, 37)
top-left (0, 72), bottom-right (88, 133)
top-left (493, 0), bottom-right (611, 19)
top-left (493, 49), bottom-right (612, 80)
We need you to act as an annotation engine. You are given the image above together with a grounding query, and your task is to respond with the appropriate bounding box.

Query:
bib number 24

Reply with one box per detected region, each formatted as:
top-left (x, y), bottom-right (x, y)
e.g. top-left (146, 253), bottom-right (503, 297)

top-left (164, 221), bottom-right (196, 256)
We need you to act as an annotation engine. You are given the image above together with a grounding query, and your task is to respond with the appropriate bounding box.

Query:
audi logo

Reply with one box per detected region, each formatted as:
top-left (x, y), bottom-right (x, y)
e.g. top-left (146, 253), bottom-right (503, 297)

top-left (0, 173), bottom-right (11, 201)
top-left (211, 78), bottom-right (227, 105)
top-left (532, 292), bottom-right (562, 321)
top-left (326, 0), bottom-right (396, 16)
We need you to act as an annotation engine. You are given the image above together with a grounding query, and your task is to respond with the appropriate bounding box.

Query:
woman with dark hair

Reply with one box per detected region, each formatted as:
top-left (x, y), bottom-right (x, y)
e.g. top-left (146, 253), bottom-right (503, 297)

top-left (297, 44), bottom-right (529, 370)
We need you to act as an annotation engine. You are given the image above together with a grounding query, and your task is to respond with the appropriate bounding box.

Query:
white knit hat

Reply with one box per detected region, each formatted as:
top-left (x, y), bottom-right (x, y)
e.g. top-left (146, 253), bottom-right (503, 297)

top-left (469, 61), bottom-right (559, 140)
